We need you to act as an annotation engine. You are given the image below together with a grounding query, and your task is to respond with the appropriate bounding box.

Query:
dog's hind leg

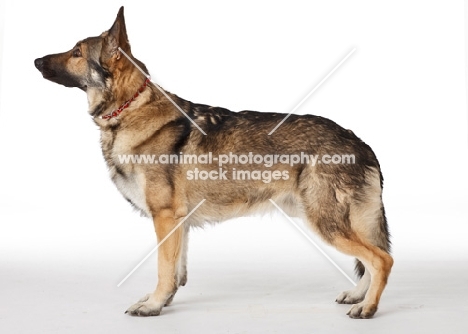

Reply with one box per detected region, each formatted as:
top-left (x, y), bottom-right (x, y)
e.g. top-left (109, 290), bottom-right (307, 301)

top-left (335, 208), bottom-right (391, 306)
top-left (336, 188), bottom-right (391, 305)
top-left (301, 169), bottom-right (393, 318)
top-left (330, 233), bottom-right (393, 318)
top-left (334, 169), bottom-right (392, 315)
top-left (126, 208), bottom-right (184, 316)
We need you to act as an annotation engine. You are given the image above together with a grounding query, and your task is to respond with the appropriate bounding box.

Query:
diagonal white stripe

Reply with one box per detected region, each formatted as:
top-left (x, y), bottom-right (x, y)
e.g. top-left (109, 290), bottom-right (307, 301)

top-left (268, 48), bottom-right (356, 135)
top-left (118, 47), bottom-right (207, 135)
top-left (117, 199), bottom-right (206, 287)
top-left (269, 199), bottom-right (356, 286)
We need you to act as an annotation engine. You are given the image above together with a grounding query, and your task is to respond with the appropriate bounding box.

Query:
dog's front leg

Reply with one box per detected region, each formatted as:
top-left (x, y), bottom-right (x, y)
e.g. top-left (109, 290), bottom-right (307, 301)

top-left (126, 209), bottom-right (183, 316)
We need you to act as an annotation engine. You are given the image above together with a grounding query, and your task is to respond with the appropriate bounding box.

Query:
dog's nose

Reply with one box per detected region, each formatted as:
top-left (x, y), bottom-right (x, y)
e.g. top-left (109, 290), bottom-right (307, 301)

top-left (34, 58), bottom-right (44, 71)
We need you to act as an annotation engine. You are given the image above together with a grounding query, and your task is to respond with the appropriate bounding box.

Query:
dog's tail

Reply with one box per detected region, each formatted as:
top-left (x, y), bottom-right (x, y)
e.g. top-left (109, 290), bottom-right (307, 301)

top-left (354, 204), bottom-right (391, 278)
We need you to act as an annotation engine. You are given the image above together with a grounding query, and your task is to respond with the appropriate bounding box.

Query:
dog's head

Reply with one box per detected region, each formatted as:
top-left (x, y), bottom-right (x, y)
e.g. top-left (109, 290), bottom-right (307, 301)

top-left (34, 6), bottom-right (137, 92)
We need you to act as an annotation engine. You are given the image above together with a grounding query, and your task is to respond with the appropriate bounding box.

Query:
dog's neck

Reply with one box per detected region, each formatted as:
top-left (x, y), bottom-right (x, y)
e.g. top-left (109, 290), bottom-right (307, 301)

top-left (87, 87), bottom-right (107, 117)
top-left (87, 75), bottom-right (151, 121)
top-left (100, 77), bottom-right (150, 120)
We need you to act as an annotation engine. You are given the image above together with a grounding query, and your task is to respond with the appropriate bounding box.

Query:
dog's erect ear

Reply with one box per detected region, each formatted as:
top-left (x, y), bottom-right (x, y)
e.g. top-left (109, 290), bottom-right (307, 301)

top-left (103, 6), bottom-right (130, 59)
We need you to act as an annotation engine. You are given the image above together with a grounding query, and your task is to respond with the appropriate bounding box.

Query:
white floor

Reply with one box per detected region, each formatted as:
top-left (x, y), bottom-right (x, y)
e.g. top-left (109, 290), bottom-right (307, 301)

top-left (1, 211), bottom-right (467, 334)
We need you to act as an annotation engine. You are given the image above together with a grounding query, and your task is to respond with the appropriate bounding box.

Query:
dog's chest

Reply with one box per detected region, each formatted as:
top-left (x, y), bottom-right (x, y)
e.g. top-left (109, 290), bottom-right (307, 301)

top-left (101, 130), bottom-right (151, 218)
top-left (112, 172), bottom-right (151, 217)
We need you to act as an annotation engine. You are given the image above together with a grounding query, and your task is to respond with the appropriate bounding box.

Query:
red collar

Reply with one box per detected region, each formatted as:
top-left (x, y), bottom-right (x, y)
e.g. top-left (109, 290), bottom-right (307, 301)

top-left (100, 77), bottom-right (151, 120)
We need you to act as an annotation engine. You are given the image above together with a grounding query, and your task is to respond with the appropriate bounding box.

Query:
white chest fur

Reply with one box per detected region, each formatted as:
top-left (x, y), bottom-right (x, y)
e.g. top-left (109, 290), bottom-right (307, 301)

top-left (112, 171), bottom-right (151, 218)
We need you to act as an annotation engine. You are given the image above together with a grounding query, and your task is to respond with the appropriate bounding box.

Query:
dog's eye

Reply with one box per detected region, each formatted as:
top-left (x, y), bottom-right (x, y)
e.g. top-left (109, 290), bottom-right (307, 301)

top-left (72, 49), bottom-right (82, 58)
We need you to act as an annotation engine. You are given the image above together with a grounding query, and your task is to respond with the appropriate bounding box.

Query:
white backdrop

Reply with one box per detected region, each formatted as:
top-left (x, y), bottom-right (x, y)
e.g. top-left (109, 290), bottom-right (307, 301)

top-left (0, 1), bottom-right (467, 332)
top-left (0, 0), bottom-right (5, 104)
top-left (1, 0), bottom-right (466, 256)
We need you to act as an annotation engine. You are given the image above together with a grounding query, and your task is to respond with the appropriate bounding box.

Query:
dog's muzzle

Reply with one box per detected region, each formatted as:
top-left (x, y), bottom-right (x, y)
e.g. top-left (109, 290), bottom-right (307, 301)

top-left (34, 57), bottom-right (58, 80)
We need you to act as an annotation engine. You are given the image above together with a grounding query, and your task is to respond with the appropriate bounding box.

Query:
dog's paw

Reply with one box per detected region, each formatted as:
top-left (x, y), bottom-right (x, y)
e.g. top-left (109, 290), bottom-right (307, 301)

top-left (346, 302), bottom-right (377, 319)
top-left (336, 290), bottom-right (365, 304)
top-left (125, 294), bottom-right (162, 317)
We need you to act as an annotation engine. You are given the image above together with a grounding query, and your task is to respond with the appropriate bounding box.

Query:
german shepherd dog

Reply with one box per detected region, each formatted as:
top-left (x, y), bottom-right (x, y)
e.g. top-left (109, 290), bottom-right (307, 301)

top-left (34, 7), bottom-right (393, 318)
